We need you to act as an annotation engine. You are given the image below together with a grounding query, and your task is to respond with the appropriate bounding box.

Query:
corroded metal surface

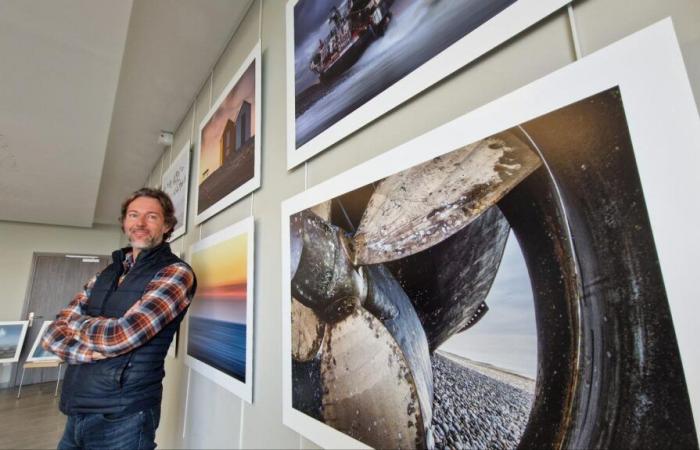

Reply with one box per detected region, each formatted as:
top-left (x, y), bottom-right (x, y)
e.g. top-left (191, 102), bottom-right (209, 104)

top-left (309, 200), bottom-right (332, 220)
top-left (321, 308), bottom-right (427, 450)
top-left (498, 167), bottom-right (580, 450)
top-left (364, 265), bottom-right (433, 441)
top-left (291, 210), bottom-right (367, 322)
top-left (291, 298), bottom-right (325, 362)
top-left (386, 205), bottom-right (509, 351)
top-left (292, 352), bottom-right (324, 422)
top-left (290, 210), bottom-right (434, 449)
top-left (290, 211), bottom-right (304, 279)
top-left (512, 88), bottom-right (698, 449)
top-left (353, 132), bottom-right (541, 265)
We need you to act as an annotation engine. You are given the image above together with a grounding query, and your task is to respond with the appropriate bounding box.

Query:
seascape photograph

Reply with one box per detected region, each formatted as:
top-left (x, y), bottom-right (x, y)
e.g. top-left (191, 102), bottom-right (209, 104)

top-left (30, 344), bottom-right (56, 360)
top-left (0, 321), bottom-right (28, 363)
top-left (188, 227), bottom-right (249, 383)
top-left (27, 321), bottom-right (61, 362)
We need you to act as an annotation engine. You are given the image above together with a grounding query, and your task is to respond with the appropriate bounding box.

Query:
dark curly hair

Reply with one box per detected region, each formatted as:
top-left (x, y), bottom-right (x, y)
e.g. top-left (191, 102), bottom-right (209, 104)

top-left (119, 188), bottom-right (177, 241)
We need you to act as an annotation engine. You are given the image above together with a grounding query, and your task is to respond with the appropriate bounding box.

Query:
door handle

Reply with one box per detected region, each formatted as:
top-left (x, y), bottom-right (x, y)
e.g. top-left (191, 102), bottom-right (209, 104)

top-left (27, 312), bottom-right (43, 327)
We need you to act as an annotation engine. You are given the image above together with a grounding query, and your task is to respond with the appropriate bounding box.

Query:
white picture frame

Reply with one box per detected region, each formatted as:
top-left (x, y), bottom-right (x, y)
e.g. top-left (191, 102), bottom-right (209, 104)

top-left (281, 19), bottom-right (700, 447)
top-left (185, 216), bottom-right (255, 403)
top-left (285, 0), bottom-right (571, 169)
top-left (0, 320), bottom-right (29, 364)
top-left (194, 43), bottom-right (262, 225)
top-left (162, 141), bottom-right (191, 242)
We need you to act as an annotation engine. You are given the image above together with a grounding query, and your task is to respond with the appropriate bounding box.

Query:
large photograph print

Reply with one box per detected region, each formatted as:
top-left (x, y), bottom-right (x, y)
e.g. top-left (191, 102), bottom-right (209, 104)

top-left (286, 0), bottom-right (570, 168)
top-left (195, 43), bottom-right (261, 224)
top-left (162, 141), bottom-right (191, 241)
top-left (282, 21), bottom-right (700, 449)
top-left (185, 217), bottom-right (255, 402)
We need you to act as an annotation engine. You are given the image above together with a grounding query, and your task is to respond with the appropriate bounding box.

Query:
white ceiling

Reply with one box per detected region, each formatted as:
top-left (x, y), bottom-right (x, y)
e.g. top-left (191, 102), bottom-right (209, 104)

top-left (0, 0), bottom-right (251, 227)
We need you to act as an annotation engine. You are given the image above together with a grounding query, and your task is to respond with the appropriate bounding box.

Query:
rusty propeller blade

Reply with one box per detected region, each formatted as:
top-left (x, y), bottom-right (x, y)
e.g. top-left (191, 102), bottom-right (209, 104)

top-left (353, 131), bottom-right (541, 265)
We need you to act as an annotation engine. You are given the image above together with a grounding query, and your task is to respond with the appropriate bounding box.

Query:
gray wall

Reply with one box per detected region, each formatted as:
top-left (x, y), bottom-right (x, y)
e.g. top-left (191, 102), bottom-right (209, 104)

top-left (0, 221), bottom-right (121, 386)
top-left (144, 0), bottom-right (700, 448)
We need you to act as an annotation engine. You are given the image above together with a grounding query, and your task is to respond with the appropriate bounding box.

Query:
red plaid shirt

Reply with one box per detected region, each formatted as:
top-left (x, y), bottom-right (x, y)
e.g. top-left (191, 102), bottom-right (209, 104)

top-left (42, 253), bottom-right (194, 364)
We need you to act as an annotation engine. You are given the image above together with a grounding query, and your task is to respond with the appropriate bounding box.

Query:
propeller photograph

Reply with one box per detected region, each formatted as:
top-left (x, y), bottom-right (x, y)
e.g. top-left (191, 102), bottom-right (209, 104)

top-left (284, 86), bottom-right (697, 449)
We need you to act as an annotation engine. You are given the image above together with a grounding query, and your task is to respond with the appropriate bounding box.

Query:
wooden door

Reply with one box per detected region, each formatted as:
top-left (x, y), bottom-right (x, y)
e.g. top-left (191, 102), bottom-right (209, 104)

top-left (14, 253), bottom-right (110, 386)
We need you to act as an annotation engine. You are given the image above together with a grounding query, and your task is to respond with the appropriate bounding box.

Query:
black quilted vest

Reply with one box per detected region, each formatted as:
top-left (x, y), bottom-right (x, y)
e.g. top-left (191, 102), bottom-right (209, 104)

top-left (59, 242), bottom-right (196, 415)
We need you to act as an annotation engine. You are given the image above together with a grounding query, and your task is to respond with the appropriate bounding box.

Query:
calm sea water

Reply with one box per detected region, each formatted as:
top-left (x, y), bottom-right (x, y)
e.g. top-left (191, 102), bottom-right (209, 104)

top-left (188, 316), bottom-right (246, 382)
top-left (32, 345), bottom-right (55, 358)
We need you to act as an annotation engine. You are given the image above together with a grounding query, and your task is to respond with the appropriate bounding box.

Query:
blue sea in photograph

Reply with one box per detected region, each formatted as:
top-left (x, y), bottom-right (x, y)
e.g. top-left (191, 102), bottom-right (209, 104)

top-left (32, 344), bottom-right (55, 359)
top-left (188, 316), bottom-right (246, 382)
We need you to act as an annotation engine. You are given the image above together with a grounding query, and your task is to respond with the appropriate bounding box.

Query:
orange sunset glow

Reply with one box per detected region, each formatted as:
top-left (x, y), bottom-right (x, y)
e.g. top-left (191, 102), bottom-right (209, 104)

top-left (190, 232), bottom-right (249, 323)
top-left (199, 62), bottom-right (256, 185)
top-left (197, 284), bottom-right (246, 300)
top-left (191, 233), bottom-right (248, 288)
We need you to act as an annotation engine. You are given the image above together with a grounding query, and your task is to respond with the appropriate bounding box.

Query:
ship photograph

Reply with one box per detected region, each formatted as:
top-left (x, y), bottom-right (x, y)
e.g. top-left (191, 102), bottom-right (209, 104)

top-left (291, 0), bottom-right (516, 149)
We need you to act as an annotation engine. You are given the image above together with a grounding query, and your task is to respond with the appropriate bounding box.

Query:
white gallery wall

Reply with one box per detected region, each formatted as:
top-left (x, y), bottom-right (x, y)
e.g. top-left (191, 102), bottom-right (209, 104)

top-left (142, 0), bottom-right (699, 448)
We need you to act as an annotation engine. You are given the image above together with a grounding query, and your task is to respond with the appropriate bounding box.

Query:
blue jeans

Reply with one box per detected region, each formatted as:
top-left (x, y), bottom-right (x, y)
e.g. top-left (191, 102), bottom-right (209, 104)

top-left (58, 407), bottom-right (160, 450)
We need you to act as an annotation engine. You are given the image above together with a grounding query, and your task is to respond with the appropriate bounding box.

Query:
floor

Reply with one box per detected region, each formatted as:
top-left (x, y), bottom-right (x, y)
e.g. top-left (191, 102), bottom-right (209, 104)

top-left (0, 382), bottom-right (66, 449)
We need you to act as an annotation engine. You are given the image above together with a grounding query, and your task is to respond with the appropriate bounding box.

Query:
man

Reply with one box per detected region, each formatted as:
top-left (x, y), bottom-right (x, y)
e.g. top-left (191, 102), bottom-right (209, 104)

top-left (42, 188), bottom-right (196, 450)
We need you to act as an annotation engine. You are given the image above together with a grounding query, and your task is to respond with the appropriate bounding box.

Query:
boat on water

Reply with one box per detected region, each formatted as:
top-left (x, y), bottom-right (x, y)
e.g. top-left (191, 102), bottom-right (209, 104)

top-left (309, 0), bottom-right (393, 82)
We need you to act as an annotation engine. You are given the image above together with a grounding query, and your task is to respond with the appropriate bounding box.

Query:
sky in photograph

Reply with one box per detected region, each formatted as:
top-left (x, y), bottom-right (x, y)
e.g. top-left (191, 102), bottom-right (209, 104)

top-left (0, 324), bottom-right (23, 347)
top-left (190, 233), bottom-right (248, 324)
top-left (439, 230), bottom-right (538, 379)
top-left (199, 62), bottom-right (255, 184)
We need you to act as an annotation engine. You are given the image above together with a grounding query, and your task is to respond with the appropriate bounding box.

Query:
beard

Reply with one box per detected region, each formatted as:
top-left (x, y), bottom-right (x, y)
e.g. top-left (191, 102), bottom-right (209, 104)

top-left (128, 228), bottom-right (162, 250)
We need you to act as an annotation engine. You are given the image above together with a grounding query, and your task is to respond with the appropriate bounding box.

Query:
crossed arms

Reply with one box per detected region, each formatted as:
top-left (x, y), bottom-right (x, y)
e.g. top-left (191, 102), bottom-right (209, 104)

top-left (42, 262), bottom-right (194, 364)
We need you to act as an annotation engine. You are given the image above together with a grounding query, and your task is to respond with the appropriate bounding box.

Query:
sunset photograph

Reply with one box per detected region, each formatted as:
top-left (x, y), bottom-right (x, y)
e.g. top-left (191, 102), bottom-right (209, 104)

top-left (188, 222), bottom-right (250, 384)
top-left (195, 48), bottom-right (259, 223)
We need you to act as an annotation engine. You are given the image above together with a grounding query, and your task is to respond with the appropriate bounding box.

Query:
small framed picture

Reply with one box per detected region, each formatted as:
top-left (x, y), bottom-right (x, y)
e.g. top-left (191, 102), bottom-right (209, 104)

top-left (26, 320), bottom-right (61, 363)
top-left (0, 321), bottom-right (30, 364)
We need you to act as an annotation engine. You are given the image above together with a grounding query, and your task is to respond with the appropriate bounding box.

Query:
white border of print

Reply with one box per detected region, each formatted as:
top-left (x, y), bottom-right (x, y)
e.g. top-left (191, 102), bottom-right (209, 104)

top-left (281, 20), bottom-right (700, 447)
top-left (167, 251), bottom-right (182, 359)
top-left (162, 141), bottom-right (191, 242)
top-left (194, 43), bottom-right (262, 225)
top-left (185, 216), bottom-right (255, 403)
top-left (285, 0), bottom-right (571, 169)
top-left (26, 320), bottom-right (61, 363)
top-left (0, 320), bottom-right (29, 364)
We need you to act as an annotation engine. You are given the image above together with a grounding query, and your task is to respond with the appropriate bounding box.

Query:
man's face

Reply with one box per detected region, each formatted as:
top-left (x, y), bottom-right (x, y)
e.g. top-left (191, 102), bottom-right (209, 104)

top-left (123, 196), bottom-right (171, 254)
